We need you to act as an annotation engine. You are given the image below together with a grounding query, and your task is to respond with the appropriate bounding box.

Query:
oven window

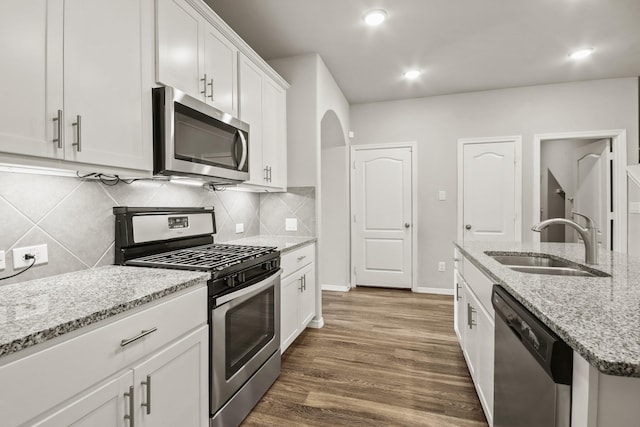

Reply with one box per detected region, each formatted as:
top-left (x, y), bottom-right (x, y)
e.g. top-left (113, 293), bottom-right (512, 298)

top-left (225, 287), bottom-right (275, 380)
top-left (174, 102), bottom-right (247, 171)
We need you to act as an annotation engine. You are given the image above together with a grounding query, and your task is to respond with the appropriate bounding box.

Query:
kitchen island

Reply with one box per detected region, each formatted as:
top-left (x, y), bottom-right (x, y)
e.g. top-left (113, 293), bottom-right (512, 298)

top-left (454, 241), bottom-right (640, 427)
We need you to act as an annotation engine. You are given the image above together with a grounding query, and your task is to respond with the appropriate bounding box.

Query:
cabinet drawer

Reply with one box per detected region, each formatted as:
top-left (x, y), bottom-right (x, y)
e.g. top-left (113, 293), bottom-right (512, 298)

top-left (0, 285), bottom-right (207, 427)
top-left (281, 244), bottom-right (315, 278)
top-left (460, 257), bottom-right (494, 319)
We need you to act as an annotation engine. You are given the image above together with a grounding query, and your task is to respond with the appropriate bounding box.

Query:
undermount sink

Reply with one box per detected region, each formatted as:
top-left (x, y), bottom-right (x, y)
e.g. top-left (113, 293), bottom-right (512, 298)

top-left (484, 252), bottom-right (610, 278)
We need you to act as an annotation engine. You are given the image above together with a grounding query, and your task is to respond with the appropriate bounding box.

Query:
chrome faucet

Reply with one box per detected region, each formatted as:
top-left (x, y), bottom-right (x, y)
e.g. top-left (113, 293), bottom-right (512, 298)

top-left (531, 211), bottom-right (599, 264)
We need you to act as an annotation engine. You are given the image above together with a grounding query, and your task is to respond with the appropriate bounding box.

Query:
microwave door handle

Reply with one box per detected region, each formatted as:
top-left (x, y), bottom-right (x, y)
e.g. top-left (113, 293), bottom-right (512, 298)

top-left (236, 130), bottom-right (248, 171)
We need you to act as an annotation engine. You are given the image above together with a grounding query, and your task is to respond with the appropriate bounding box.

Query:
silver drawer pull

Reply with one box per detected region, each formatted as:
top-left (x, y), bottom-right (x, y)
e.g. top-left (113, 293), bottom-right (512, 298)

top-left (72, 115), bottom-right (82, 152)
top-left (297, 255), bottom-right (307, 261)
top-left (120, 327), bottom-right (158, 347)
top-left (52, 109), bottom-right (63, 148)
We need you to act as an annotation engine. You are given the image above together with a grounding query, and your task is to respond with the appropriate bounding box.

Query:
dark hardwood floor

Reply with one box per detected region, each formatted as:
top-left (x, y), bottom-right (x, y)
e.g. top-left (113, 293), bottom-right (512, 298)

top-left (242, 287), bottom-right (488, 427)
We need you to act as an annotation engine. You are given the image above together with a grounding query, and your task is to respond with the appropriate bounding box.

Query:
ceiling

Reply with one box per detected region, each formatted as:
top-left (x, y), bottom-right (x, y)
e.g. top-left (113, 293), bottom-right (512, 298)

top-left (205, 0), bottom-right (640, 104)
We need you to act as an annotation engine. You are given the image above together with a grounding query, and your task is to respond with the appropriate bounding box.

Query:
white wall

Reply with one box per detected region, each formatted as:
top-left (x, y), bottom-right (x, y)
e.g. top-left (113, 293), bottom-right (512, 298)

top-left (350, 77), bottom-right (639, 290)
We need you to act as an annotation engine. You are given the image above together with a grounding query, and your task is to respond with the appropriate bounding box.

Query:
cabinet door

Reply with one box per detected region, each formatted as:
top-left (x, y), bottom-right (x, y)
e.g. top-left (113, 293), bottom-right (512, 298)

top-left (32, 370), bottom-right (133, 427)
top-left (476, 302), bottom-right (494, 423)
top-left (298, 263), bottom-right (316, 327)
top-left (0, 0), bottom-right (63, 159)
top-left (281, 272), bottom-right (301, 352)
top-left (156, 0), bottom-right (203, 99)
top-left (64, 0), bottom-right (151, 170)
top-left (238, 55), bottom-right (264, 186)
top-left (203, 23), bottom-right (237, 116)
top-left (262, 77), bottom-right (287, 189)
top-left (135, 326), bottom-right (208, 427)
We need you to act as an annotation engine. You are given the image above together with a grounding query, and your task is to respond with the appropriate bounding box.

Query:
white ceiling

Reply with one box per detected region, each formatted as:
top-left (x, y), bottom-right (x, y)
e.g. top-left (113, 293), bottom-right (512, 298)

top-left (205, 0), bottom-right (640, 104)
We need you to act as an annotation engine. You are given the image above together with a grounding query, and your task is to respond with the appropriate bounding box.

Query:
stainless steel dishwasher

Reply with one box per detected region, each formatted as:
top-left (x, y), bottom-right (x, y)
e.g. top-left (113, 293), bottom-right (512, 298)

top-left (492, 285), bottom-right (573, 427)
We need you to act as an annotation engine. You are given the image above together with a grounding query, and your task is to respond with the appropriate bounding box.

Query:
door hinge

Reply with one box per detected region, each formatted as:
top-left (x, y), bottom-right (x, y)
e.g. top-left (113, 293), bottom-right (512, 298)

top-left (353, 160), bottom-right (357, 169)
top-left (353, 214), bottom-right (356, 223)
top-left (353, 266), bottom-right (357, 277)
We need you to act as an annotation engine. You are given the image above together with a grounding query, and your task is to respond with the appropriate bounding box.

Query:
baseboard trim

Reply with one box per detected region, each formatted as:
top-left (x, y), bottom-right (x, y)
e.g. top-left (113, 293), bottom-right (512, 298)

top-left (308, 317), bottom-right (324, 328)
top-left (412, 286), bottom-right (454, 296)
top-left (321, 284), bottom-right (351, 292)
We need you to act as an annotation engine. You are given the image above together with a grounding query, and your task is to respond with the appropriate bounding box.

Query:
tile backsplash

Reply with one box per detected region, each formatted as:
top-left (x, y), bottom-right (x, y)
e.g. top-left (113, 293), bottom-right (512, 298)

top-left (0, 171), bottom-right (315, 285)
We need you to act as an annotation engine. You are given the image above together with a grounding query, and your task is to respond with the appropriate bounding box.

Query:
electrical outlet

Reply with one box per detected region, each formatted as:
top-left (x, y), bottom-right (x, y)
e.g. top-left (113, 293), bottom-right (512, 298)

top-left (438, 261), bottom-right (446, 272)
top-left (235, 223), bottom-right (244, 233)
top-left (630, 202), bottom-right (640, 214)
top-left (13, 244), bottom-right (48, 269)
top-left (0, 250), bottom-right (5, 270)
top-left (438, 190), bottom-right (447, 201)
top-left (285, 218), bottom-right (298, 231)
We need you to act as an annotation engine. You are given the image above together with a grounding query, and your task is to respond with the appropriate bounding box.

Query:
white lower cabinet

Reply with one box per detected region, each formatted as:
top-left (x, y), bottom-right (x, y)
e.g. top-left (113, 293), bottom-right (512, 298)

top-left (280, 244), bottom-right (316, 353)
top-left (0, 285), bottom-right (208, 427)
top-left (454, 249), bottom-right (494, 426)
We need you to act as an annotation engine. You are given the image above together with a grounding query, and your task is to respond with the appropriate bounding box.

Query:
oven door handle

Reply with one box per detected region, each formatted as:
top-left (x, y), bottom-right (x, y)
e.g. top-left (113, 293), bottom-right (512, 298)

top-left (215, 270), bottom-right (281, 306)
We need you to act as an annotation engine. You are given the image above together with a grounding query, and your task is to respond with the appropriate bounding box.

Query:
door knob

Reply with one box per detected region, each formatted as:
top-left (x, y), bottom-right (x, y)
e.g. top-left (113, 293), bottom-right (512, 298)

top-left (465, 224), bottom-right (472, 230)
top-left (404, 223), bottom-right (410, 228)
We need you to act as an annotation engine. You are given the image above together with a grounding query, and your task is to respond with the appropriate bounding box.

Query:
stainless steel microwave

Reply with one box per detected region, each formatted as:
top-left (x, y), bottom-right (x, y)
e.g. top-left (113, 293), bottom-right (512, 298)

top-left (152, 86), bottom-right (249, 184)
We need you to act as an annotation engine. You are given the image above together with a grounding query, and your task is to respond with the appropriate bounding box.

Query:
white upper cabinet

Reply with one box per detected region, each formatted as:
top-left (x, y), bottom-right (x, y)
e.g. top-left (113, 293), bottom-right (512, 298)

top-left (0, 0), bottom-right (153, 173)
top-left (156, 0), bottom-right (238, 117)
top-left (239, 53), bottom-right (287, 191)
top-left (0, 0), bottom-right (62, 160)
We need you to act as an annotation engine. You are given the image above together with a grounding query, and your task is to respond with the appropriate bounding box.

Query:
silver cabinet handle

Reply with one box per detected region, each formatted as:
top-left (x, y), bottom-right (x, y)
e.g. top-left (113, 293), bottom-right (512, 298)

top-left (465, 224), bottom-right (472, 230)
top-left (298, 276), bottom-right (303, 292)
top-left (404, 223), bottom-right (410, 228)
top-left (120, 327), bottom-right (158, 347)
top-left (264, 166), bottom-right (269, 181)
top-left (208, 78), bottom-right (214, 100)
top-left (141, 375), bottom-right (151, 415)
top-left (467, 303), bottom-right (476, 329)
top-left (302, 274), bottom-right (306, 291)
top-left (200, 73), bottom-right (207, 97)
top-left (124, 385), bottom-right (134, 427)
top-left (52, 109), bottom-right (63, 148)
top-left (268, 166), bottom-right (272, 182)
top-left (72, 115), bottom-right (81, 152)
top-left (297, 255), bottom-right (307, 261)
top-left (456, 283), bottom-right (461, 301)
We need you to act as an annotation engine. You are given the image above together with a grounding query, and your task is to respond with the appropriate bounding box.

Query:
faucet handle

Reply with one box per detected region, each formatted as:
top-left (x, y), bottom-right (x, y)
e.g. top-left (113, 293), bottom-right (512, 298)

top-left (571, 211), bottom-right (598, 230)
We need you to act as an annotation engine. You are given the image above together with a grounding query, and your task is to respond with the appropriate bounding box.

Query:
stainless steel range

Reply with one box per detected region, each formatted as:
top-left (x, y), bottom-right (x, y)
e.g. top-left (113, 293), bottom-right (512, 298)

top-left (114, 206), bottom-right (281, 427)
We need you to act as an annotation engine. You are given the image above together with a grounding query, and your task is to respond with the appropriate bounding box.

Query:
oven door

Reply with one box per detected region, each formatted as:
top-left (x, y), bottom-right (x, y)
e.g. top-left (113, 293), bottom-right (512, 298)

top-left (211, 271), bottom-right (281, 414)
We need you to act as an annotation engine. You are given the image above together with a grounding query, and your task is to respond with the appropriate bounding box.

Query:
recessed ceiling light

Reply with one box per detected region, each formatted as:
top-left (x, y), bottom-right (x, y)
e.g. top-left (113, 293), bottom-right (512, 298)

top-left (363, 9), bottom-right (387, 26)
top-left (569, 48), bottom-right (594, 60)
top-left (403, 70), bottom-right (421, 80)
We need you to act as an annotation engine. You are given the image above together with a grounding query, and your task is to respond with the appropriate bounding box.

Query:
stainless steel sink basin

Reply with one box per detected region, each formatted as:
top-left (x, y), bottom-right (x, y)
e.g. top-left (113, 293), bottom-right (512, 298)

top-left (484, 251), bottom-right (610, 278)
top-left (509, 266), bottom-right (597, 277)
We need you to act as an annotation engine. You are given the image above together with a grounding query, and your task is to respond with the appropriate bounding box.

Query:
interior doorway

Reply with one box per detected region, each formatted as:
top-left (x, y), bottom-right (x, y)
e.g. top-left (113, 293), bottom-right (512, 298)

top-left (350, 143), bottom-right (417, 289)
top-left (533, 130), bottom-right (628, 253)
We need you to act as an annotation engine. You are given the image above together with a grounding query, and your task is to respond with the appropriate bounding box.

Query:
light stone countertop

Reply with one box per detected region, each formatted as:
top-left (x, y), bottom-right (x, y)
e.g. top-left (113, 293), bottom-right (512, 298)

top-left (0, 265), bottom-right (209, 359)
top-left (454, 241), bottom-right (640, 377)
top-left (223, 235), bottom-right (316, 254)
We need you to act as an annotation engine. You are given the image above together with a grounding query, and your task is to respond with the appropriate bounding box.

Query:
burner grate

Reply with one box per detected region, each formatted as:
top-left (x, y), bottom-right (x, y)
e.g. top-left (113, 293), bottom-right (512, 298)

top-left (127, 244), bottom-right (277, 271)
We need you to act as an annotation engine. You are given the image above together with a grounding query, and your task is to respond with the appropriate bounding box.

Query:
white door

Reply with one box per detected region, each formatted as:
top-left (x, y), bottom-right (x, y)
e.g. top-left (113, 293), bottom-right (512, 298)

top-left (156, 0), bottom-right (203, 99)
top-left (0, 0), bottom-right (63, 159)
top-left (32, 370), bottom-right (132, 426)
top-left (262, 77), bottom-right (287, 189)
top-left (135, 326), bottom-right (208, 427)
top-left (64, 0), bottom-right (150, 170)
top-left (574, 139), bottom-right (611, 249)
top-left (353, 147), bottom-right (413, 288)
top-left (461, 140), bottom-right (519, 242)
top-left (203, 23), bottom-right (237, 116)
top-left (238, 55), bottom-right (264, 186)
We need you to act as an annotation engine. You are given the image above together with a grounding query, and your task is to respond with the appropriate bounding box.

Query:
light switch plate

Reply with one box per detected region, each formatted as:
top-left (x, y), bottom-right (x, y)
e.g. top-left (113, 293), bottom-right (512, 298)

top-left (438, 191), bottom-right (447, 201)
top-left (285, 218), bottom-right (298, 231)
top-left (630, 202), bottom-right (640, 214)
top-left (235, 223), bottom-right (244, 233)
top-left (0, 250), bottom-right (5, 270)
top-left (438, 261), bottom-right (446, 272)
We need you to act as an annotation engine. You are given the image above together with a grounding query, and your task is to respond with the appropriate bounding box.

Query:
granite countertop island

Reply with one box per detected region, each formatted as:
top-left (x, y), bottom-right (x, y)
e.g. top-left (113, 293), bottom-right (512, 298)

top-left (454, 241), bottom-right (640, 377)
top-left (224, 235), bottom-right (316, 254)
top-left (0, 265), bottom-right (209, 359)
